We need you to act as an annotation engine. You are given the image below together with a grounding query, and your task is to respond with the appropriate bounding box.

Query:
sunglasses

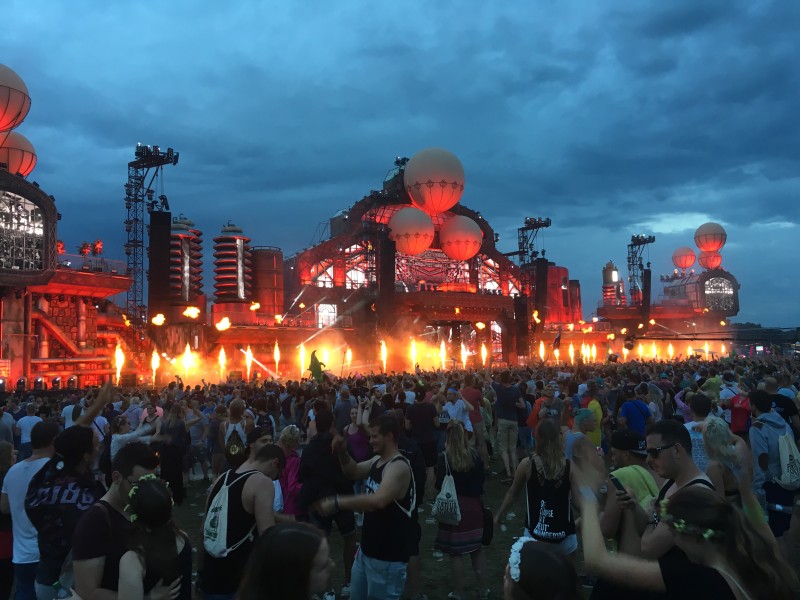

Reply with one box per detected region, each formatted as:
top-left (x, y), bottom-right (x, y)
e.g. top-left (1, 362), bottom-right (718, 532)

top-left (646, 443), bottom-right (676, 459)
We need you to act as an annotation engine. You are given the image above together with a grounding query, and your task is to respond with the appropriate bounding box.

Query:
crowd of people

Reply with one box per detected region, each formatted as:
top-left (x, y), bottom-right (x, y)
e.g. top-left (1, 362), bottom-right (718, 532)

top-left (0, 354), bottom-right (799, 599)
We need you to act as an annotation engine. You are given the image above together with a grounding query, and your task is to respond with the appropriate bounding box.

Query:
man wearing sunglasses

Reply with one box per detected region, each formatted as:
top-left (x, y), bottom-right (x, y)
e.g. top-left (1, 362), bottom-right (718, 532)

top-left (640, 419), bottom-right (713, 560)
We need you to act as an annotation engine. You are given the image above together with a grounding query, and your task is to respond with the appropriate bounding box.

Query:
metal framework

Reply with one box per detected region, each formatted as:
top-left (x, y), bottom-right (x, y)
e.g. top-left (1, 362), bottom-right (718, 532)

top-left (123, 144), bottom-right (178, 359)
top-left (505, 217), bottom-right (551, 267)
top-left (627, 234), bottom-right (655, 306)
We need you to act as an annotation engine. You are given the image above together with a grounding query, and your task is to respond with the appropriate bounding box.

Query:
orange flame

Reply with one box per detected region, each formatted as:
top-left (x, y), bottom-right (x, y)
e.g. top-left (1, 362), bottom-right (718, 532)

top-left (215, 317), bottom-right (231, 331)
top-left (345, 347), bottom-right (352, 372)
top-left (591, 344), bottom-right (597, 362)
top-left (151, 313), bottom-right (165, 326)
top-left (481, 342), bottom-right (488, 366)
top-left (150, 349), bottom-right (159, 385)
top-left (182, 306), bottom-right (200, 319)
top-left (245, 346), bottom-right (253, 381)
top-left (274, 342), bottom-right (280, 375)
top-left (439, 340), bottom-right (446, 370)
top-left (115, 344), bottom-right (125, 385)
top-left (180, 343), bottom-right (195, 381)
top-left (461, 343), bottom-right (467, 370)
top-left (299, 343), bottom-right (306, 379)
top-left (218, 347), bottom-right (227, 382)
top-left (539, 340), bottom-right (545, 362)
top-left (668, 343), bottom-right (674, 359)
top-left (410, 339), bottom-right (417, 371)
top-left (380, 340), bottom-right (387, 373)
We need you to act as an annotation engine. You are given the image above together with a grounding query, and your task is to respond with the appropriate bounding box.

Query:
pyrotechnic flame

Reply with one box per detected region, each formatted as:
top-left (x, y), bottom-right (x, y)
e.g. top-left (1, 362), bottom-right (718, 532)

top-left (539, 340), bottom-right (545, 362)
top-left (622, 347), bottom-right (629, 361)
top-left (461, 343), bottom-right (467, 370)
top-left (651, 342), bottom-right (657, 360)
top-left (345, 347), bottom-right (352, 372)
top-left (219, 347), bottom-right (227, 382)
top-left (568, 343), bottom-right (575, 365)
top-left (721, 343), bottom-right (726, 355)
top-left (532, 310), bottom-right (541, 324)
top-left (322, 349), bottom-right (330, 368)
top-left (151, 313), bottom-right (165, 326)
top-left (180, 343), bottom-right (195, 381)
top-left (380, 340), bottom-right (387, 373)
top-left (410, 339), bottom-right (417, 370)
top-left (115, 344), bottom-right (124, 385)
top-left (440, 340), bottom-right (446, 371)
top-left (554, 348), bottom-right (560, 364)
top-left (150, 349), bottom-right (159, 385)
top-left (704, 342), bottom-right (709, 359)
top-left (215, 317), bottom-right (231, 331)
top-left (299, 343), bottom-right (306, 379)
top-left (688, 345), bottom-right (694, 357)
top-left (245, 346), bottom-right (253, 381)
top-left (481, 342), bottom-right (488, 366)
top-left (668, 343), bottom-right (674, 359)
top-left (250, 302), bottom-right (260, 311)
top-left (274, 342), bottom-right (280, 375)
top-left (182, 306), bottom-right (200, 319)
top-left (591, 344), bottom-right (597, 362)
top-left (638, 343), bottom-right (644, 358)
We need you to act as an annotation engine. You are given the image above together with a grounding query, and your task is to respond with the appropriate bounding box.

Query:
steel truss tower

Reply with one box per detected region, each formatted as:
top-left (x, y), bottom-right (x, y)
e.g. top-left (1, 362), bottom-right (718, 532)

top-left (123, 144), bottom-right (178, 360)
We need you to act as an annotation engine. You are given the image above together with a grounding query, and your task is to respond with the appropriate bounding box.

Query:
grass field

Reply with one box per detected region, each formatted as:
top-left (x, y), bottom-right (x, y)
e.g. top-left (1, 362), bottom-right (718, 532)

top-left (174, 457), bottom-right (582, 600)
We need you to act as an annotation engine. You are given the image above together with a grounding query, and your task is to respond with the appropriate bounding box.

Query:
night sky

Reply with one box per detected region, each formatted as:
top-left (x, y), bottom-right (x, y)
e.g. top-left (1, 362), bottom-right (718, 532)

top-left (3, 1), bottom-right (798, 325)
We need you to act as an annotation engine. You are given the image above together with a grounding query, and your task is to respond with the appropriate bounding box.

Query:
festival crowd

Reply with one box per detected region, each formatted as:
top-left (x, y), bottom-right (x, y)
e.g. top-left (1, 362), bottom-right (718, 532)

top-left (1, 354), bottom-right (799, 599)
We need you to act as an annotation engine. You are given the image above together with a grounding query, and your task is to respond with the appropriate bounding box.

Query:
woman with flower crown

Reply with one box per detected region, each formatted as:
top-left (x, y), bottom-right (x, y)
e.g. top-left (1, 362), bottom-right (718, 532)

top-left (573, 451), bottom-right (799, 600)
top-left (118, 475), bottom-right (193, 600)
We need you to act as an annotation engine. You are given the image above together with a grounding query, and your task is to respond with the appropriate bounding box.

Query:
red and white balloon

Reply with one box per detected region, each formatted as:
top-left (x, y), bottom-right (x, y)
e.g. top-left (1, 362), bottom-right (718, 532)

top-left (694, 222), bottom-right (727, 253)
top-left (388, 207), bottom-right (435, 255)
top-left (671, 247), bottom-right (696, 270)
top-left (403, 148), bottom-right (465, 215)
top-left (438, 215), bottom-right (483, 261)
top-left (698, 250), bottom-right (722, 270)
top-left (0, 131), bottom-right (36, 176)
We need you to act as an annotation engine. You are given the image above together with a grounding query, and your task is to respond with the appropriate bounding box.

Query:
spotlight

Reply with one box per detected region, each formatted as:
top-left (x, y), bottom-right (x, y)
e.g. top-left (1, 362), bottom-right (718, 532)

top-left (51, 377), bottom-right (61, 390)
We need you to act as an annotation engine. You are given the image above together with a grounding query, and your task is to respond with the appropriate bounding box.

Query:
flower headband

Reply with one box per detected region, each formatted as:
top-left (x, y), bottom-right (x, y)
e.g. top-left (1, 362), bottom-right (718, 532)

top-left (124, 473), bottom-right (170, 523)
top-left (659, 505), bottom-right (720, 541)
top-left (508, 538), bottom-right (535, 582)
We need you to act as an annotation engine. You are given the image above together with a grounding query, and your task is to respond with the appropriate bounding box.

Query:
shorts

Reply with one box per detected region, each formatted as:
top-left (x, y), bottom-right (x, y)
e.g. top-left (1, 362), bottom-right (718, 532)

top-left (764, 481), bottom-right (798, 537)
top-left (470, 420), bottom-right (487, 448)
top-left (419, 441), bottom-right (438, 468)
top-left (523, 530), bottom-right (578, 555)
top-left (312, 508), bottom-right (356, 537)
top-left (350, 548), bottom-right (407, 600)
top-left (496, 419), bottom-right (518, 454)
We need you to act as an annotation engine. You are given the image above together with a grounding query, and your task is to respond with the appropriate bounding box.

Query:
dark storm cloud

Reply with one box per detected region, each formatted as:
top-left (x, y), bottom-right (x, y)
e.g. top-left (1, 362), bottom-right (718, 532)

top-left (2, 0), bottom-right (799, 324)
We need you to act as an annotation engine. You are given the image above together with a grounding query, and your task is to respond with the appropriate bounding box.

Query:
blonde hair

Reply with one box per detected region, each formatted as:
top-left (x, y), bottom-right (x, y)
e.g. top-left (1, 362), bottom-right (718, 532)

top-left (703, 416), bottom-right (738, 465)
top-left (534, 419), bottom-right (565, 480)
top-left (279, 425), bottom-right (301, 449)
top-left (445, 422), bottom-right (474, 472)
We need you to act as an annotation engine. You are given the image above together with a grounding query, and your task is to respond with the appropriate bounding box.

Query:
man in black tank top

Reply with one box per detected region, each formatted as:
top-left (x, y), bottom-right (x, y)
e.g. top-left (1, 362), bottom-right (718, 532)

top-left (640, 420), bottom-right (714, 560)
top-left (318, 415), bottom-right (414, 600)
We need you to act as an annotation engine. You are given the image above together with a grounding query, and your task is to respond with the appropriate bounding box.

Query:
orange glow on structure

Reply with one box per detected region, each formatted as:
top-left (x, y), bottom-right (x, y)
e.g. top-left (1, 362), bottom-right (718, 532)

top-left (215, 317), bottom-right (231, 331)
top-left (380, 341), bottom-right (387, 373)
top-left (183, 306), bottom-right (200, 319)
top-left (218, 348), bottom-right (227, 382)
top-left (274, 342), bottom-right (280, 375)
top-left (481, 343), bottom-right (488, 366)
top-left (150, 350), bottom-right (159, 386)
top-left (151, 313), bottom-right (165, 326)
top-left (115, 344), bottom-right (125, 385)
top-left (299, 344), bottom-right (306, 379)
